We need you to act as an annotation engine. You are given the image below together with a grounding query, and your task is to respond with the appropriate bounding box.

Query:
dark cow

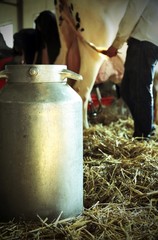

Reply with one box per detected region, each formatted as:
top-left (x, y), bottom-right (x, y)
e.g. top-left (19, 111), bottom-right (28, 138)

top-left (34, 10), bottom-right (61, 64)
top-left (13, 12), bottom-right (61, 65)
top-left (13, 28), bottom-right (38, 64)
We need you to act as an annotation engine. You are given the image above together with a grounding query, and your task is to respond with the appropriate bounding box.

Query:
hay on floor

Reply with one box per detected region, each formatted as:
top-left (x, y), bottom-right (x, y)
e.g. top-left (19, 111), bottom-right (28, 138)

top-left (0, 113), bottom-right (158, 239)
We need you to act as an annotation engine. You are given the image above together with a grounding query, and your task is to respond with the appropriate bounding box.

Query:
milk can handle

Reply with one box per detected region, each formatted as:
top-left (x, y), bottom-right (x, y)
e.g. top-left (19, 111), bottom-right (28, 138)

top-left (0, 68), bottom-right (83, 81)
top-left (60, 69), bottom-right (83, 81)
top-left (0, 70), bottom-right (8, 79)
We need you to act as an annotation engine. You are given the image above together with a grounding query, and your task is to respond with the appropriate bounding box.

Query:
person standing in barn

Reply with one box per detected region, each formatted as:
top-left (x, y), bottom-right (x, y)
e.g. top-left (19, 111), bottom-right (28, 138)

top-left (103, 0), bottom-right (158, 140)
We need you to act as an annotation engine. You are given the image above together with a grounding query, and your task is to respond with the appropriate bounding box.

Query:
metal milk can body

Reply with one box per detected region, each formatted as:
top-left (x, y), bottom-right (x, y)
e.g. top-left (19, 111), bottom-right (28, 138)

top-left (0, 65), bottom-right (83, 220)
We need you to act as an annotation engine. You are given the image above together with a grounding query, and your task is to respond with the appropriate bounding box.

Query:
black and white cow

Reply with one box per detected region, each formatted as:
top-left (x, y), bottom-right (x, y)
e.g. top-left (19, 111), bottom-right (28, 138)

top-left (53, 0), bottom-right (158, 128)
top-left (53, 0), bottom-right (129, 128)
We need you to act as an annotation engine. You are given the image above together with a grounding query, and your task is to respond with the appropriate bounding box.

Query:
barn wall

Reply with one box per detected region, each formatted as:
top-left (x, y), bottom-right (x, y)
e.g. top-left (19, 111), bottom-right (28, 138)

top-left (0, 3), bottom-right (17, 33)
top-left (0, 0), bottom-right (55, 47)
top-left (23, 0), bottom-right (55, 28)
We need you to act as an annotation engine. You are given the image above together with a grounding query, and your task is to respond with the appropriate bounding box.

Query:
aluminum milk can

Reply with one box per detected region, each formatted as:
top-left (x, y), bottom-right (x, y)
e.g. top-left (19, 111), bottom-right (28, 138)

top-left (0, 64), bottom-right (83, 221)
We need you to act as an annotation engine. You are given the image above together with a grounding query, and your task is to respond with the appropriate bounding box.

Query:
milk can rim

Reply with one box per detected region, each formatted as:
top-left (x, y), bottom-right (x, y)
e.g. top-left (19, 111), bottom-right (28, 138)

top-left (4, 64), bottom-right (68, 83)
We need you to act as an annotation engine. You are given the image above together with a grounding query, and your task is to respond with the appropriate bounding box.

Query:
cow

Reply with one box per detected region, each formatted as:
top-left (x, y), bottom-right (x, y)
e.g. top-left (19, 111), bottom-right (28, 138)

top-left (53, 0), bottom-right (129, 128)
top-left (13, 12), bottom-right (61, 65)
top-left (13, 28), bottom-right (38, 64)
top-left (34, 10), bottom-right (61, 64)
top-left (53, 0), bottom-right (158, 128)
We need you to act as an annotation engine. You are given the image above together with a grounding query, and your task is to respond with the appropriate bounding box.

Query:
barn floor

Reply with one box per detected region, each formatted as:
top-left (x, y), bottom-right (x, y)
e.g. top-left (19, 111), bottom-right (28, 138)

top-left (0, 91), bottom-right (158, 239)
top-left (88, 81), bottom-right (130, 124)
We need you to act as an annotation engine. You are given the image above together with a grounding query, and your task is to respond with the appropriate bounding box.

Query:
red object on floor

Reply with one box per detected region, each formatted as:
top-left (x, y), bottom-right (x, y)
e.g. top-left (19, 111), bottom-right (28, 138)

top-left (90, 93), bottom-right (114, 107)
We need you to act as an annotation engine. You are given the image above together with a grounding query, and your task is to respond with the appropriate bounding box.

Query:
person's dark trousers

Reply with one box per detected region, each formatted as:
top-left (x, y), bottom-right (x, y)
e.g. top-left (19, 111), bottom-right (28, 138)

top-left (120, 38), bottom-right (158, 137)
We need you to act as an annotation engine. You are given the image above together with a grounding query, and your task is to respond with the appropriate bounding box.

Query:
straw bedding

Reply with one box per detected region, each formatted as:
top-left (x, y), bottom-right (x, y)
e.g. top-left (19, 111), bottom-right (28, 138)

top-left (0, 100), bottom-right (158, 239)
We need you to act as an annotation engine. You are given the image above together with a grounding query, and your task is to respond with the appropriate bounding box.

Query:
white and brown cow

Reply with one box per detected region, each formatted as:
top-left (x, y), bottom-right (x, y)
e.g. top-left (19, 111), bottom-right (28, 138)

top-left (53, 0), bottom-right (158, 128)
top-left (53, 0), bottom-right (128, 128)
